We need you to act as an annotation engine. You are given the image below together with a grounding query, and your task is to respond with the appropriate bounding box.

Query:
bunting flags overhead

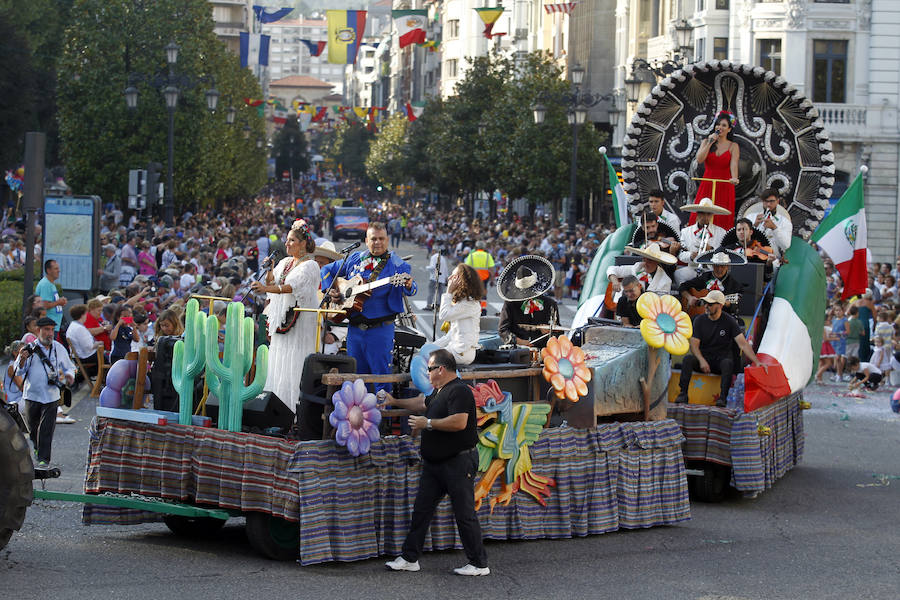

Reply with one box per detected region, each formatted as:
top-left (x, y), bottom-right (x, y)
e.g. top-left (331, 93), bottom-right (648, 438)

top-left (392, 9), bottom-right (428, 48)
top-left (239, 32), bottom-right (271, 68)
top-left (543, 2), bottom-right (578, 14)
top-left (474, 7), bottom-right (505, 39)
top-left (252, 5), bottom-right (293, 24)
top-left (299, 39), bottom-right (327, 57)
top-left (405, 101), bottom-right (425, 122)
top-left (326, 9), bottom-right (367, 64)
top-left (416, 39), bottom-right (440, 52)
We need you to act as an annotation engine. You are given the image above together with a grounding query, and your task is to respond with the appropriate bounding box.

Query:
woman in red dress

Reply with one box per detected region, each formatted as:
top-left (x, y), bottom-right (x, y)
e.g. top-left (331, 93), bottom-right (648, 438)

top-left (690, 111), bottom-right (740, 229)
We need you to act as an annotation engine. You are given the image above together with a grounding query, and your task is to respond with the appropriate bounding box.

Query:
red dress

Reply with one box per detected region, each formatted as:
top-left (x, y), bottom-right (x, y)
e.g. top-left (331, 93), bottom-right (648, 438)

top-left (690, 149), bottom-right (735, 229)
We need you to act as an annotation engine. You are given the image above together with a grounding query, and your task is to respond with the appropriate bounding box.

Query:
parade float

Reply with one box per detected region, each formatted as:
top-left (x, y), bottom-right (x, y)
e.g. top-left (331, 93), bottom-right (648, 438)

top-left (579, 60), bottom-right (830, 500)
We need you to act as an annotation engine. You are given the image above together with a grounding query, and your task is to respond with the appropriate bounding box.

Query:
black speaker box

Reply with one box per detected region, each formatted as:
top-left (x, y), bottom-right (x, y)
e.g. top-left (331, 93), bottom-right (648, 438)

top-left (206, 391), bottom-right (294, 431)
top-left (151, 335), bottom-right (181, 413)
top-left (297, 353), bottom-right (358, 440)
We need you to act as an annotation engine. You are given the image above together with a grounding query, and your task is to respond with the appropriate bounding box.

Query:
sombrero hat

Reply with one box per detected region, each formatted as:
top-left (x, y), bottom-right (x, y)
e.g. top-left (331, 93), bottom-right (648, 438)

top-left (630, 219), bottom-right (680, 247)
top-left (623, 242), bottom-right (677, 266)
top-left (681, 197), bottom-right (731, 215)
top-left (720, 226), bottom-right (770, 248)
top-left (497, 255), bottom-right (555, 302)
top-left (312, 240), bottom-right (342, 262)
top-left (695, 249), bottom-right (747, 266)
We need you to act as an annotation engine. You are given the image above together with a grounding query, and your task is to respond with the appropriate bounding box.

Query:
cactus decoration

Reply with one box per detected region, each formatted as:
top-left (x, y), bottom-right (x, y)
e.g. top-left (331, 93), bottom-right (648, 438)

top-left (205, 302), bottom-right (268, 432)
top-left (172, 299), bottom-right (207, 425)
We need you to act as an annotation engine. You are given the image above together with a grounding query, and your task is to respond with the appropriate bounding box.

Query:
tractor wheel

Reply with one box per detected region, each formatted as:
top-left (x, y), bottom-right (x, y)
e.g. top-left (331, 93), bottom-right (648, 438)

top-left (687, 461), bottom-right (731, 503)
top-left (0, 407), bottom-right (33, 550)
top-left (245, 512), bottom-right (300, 561)
top-left (163, 515), bottom-right (227, 537)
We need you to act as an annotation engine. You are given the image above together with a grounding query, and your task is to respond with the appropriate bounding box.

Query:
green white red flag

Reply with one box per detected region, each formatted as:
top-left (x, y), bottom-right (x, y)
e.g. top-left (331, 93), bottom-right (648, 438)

top-left (810, 170), bottom-right (867, 299)
top-left (601, 148), bottom-right (629, 228)
top-left (392, 10), bottom-right (427, 48)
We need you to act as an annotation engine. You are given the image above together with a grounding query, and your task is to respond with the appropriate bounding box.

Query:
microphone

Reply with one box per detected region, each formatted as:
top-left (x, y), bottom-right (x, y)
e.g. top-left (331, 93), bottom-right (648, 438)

top-left (259, 250), bottom-right (277, 268)
top-left (340, 241), bottom-right (361, 253)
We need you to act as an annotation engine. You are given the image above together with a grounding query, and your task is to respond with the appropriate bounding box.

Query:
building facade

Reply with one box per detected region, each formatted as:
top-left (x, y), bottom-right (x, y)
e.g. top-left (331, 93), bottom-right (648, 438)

top-left (209, 0), bottom-right (252, 55)
top-left (262, 18), bottom-right (348, 94)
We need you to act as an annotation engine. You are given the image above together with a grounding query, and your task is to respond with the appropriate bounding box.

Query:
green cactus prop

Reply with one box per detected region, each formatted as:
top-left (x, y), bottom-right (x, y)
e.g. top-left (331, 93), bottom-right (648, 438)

top-left (172, 299), bottom-right (207, 425)
top-left (205, 302), bottom-right (268, 432)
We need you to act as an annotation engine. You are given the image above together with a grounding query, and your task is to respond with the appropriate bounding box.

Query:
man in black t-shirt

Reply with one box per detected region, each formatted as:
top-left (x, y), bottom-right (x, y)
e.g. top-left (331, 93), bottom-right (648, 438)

top-left (382, 349), bottom-right (489, 576)
top-left (674, 290), bottom-right (766, 407)
top-left (615, 275), bottom-right (642, 327)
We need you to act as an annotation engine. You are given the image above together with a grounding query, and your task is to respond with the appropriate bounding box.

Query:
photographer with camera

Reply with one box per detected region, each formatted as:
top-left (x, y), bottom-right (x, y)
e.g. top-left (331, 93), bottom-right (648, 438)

top-left (14, 317), bottom-right (75, 467)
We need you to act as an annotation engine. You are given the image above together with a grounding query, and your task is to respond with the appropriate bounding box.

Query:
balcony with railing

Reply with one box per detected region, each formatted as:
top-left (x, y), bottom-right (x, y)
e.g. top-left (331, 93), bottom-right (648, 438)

top-left (817, 104), bottom-right (867, 140)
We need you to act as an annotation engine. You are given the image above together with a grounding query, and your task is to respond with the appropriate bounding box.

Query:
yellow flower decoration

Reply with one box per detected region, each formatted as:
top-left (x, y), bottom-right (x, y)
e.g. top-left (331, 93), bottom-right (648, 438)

top-left (541, 335), bottom-right (592, 402)
top-left (636, 292), bottom-right (692, 356)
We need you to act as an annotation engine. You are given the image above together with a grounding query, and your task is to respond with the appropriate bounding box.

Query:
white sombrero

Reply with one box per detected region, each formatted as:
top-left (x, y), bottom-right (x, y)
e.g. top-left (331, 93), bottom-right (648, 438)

top-left (695, 249), bottom-right (747, 266)
top-left (312, 240), bottom-right (342, 262)
top-left (681, 197), bottom-right (732, 215)
top-left (623, 242), bottom-right (677, 266)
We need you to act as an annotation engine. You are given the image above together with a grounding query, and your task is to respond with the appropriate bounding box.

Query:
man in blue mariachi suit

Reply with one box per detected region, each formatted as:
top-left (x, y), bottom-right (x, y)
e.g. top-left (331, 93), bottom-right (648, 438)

top-left (322, 222), bottom-right (416, 394)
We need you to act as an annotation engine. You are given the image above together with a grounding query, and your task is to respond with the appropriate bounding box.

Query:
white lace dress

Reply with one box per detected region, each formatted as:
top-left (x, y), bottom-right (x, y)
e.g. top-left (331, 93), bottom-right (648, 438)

top-left (262, 256), bottom-right (321, 412)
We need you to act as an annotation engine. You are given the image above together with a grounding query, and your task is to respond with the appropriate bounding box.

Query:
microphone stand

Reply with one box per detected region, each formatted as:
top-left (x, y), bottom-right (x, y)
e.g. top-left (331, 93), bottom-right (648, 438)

top-left (234, 253), bottom-right (276, 305)
top-left (432, 248), bottom-right (443, 340)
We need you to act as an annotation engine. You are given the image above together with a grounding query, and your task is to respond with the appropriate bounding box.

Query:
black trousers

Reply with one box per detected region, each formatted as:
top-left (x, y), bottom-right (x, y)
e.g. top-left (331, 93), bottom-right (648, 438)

top-left (680, 354), bottom-right (735, 405)
top-left (26, 400), bottom-right (57, 463)
top-left (401, 449), bottom-right (487, 568)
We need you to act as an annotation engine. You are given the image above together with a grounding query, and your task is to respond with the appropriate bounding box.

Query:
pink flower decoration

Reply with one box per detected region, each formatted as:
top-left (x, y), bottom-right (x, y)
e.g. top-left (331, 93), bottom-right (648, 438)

top-left (329, 378), bottom-right (382, 456)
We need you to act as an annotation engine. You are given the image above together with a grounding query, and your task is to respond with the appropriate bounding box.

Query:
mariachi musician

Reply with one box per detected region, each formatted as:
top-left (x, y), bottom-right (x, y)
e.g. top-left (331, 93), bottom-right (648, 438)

top-left (675, 198), bottom-right (729, 285)
top-left (321, 222), bottom-right (416, 395)
top-left (497, 255), bottom-right (560, 349)
top-left (743, 188), bottom-right (792, 258)
top-left (678, 250), bottom-right (746, 315)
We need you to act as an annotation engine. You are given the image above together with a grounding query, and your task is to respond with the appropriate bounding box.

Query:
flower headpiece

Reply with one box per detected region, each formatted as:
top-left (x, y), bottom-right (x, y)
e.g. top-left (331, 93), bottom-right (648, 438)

top-left (717, 110), bottom-right (736, 126)
top-left (291, 218), bottom-right (312, 241)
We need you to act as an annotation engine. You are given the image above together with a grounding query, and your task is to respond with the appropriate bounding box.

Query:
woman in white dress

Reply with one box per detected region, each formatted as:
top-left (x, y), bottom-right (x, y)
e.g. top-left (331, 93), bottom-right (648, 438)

top-left (251, 219), bottom-right (320, 414)
top-left (433, 263), bottom-right (484, 365)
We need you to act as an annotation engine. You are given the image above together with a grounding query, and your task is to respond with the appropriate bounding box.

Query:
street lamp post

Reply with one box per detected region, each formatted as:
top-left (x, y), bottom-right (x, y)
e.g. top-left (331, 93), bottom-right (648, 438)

top-left (124, 42), bottom-right (222, 226)
top-left (532, 64), bottom-right (612, 234)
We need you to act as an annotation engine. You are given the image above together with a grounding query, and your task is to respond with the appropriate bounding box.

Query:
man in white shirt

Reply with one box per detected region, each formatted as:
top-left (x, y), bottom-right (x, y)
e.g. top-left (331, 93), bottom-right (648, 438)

top-left (65, 304), bottom-right (102, 391)
top-left (607, 242), bottom-right (676, 295)
top-left (426, 244), bottom-right (451, 310)
top-left (676, 198), bottom-right (728, 285)
top-left (743, 188), bottom-right (792, 257)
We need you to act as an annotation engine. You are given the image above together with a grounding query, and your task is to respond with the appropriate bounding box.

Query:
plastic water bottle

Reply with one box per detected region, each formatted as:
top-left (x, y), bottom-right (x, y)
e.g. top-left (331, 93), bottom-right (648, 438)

top-left (726, 374), bottom-right (744, 411)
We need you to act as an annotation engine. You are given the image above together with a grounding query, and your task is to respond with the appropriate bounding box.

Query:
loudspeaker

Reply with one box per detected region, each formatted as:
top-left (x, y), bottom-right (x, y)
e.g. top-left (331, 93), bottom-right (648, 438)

top-left (297, 353), bottom-right (357, 441)
top-left (729, 263), bottom-right (765, 316)
top-left (151, 335), bottom-right (180, 412)
top-left (206, 391), bottom-right (294, 431)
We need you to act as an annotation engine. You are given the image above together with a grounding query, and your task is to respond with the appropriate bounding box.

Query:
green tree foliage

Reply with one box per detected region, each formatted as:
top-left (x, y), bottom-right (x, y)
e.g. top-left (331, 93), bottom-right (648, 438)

top-left (57, 0), bottom-right (266, 210)
top-left (365, 113), bottom-right (410, 190)
top-left (273, 116), bottom-right (310, 179)
top-left (0, 0), bottom-right (74, 169)
top-left (324, 120), bottom-right (373, 182)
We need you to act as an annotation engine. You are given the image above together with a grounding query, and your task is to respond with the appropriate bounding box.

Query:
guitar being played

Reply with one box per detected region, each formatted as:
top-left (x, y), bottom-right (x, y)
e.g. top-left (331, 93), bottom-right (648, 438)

top-left (327, 272), bottom-right (412, 322)
top-left (677, 250), bottom-right (746, 317)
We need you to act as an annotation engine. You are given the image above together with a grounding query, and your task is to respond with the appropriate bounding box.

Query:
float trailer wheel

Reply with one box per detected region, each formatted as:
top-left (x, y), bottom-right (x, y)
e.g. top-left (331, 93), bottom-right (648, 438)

top-left (0, 407), bottom-right (33, 550)
top-left (245, 512), bottom-right (300, 561)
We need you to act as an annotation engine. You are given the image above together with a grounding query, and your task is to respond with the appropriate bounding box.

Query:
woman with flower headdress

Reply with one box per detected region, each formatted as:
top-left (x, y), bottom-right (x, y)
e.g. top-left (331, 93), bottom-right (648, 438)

top-left (691, 110), bottom-right (740, 229)
top-left (250, 218), bottom-right (320, 413)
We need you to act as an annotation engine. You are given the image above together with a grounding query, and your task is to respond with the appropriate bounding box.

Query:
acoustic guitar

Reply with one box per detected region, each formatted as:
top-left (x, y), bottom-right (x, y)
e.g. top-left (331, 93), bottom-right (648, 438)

top-left (326, 273), bottom-right (412, 323)
top-left (682, 288), bottom-right (741, 318)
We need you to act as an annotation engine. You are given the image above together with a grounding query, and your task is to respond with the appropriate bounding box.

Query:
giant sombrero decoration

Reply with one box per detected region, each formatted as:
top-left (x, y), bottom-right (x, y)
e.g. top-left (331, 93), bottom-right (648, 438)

top-left (621, 61), bottom-right (834, 238)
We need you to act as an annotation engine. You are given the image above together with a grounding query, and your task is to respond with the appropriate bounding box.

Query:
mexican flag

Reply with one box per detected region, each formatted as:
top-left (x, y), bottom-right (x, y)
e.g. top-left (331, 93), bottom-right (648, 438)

top-left (577, 222), bottom-right (636, 307)
top-left (810, 170), bottom-right (867, 299)
top-left (745, 239), bottom-right (826, 408)
top-left (601, 148), bottom-right (629, 228)
top-left (392, 9), bottom-right (427, 48)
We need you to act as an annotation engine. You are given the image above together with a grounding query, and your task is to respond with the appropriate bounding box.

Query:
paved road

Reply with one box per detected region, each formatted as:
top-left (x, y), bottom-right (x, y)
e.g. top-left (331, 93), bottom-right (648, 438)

top-left (4, 240), bottom-right (899, 598)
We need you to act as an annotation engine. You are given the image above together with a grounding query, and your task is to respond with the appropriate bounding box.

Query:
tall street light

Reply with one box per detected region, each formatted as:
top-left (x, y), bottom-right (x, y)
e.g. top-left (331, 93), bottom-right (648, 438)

top-left (532, 64), bottom-right (612, 234)
top-left (124, 42), bottom-right (223, 226)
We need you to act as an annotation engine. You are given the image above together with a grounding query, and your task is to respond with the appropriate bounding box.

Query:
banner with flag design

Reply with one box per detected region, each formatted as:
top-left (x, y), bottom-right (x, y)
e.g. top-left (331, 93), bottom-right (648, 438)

top-left (327, 10), bottom-right (367, 64)
top-left (543, 3), bottom-right (578, 13)
top-left (300, 39), bottom-right (327, 57)
top-left (810, 169), bottom-right (868, 300)
top-left (239, 33), bottom-right (270, 68)
top-left (474, 7), bottom-right (505, 39)
top-left (252, 5), bottom-right (293, 24)
top-left (601, 149), bottom-right (629, 228)
top-left (392, 9), bottom-right (428, 48)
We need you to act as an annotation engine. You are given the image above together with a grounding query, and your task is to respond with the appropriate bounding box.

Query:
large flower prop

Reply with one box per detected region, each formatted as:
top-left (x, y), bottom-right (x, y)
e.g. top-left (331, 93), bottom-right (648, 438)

top-left (329, 378), bottom-right (381, 456)
top-left (541, 335), bottom-right (592, 402)
top-left (636, 292), bottom-right (692, 356)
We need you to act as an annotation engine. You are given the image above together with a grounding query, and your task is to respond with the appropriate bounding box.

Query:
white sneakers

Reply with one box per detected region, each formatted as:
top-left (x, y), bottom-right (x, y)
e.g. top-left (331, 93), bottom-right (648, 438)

top-left (385, 557), bottom-right (490, 576)
top-left (385, 557), bottom-right (420, 571)
top-left (453, 564), bottom-right (491, 576)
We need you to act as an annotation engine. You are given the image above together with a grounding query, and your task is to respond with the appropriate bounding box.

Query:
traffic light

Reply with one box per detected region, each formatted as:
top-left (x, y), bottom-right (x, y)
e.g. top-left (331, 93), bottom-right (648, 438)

top-left (146, 162), bottom-right (162, 206)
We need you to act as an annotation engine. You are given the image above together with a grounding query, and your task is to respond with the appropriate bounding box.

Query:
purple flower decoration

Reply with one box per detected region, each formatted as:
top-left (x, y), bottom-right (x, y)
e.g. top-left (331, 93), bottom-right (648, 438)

top-left (329, 378), bottom-right (381, 456)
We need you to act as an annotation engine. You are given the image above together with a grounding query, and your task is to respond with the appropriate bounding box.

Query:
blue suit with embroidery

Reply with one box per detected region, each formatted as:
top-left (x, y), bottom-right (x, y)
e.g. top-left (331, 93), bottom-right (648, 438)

top-left (321, 251), bottom-right (416, 393)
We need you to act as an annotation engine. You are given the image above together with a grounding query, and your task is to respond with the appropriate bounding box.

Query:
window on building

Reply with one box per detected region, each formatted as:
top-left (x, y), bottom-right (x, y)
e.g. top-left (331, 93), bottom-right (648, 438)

top-left (695, 37), bottom-right (705, 61)
top-left (446, 59), bottom-right (458, 78)
top-left (814, 0), bottom-right (849, 4)
top-left (447, 19), bottom-right (459, 39)
top-left (696, 0), bottom-right (705, 10)
top-left (758, 39), bottom-right (782, 75)
top-left (715, 0), bottom-right (729, 8)
top-left (713, 37), bottom-right (728, 59)
top-left (813, 39), bottom-right (848, 103)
